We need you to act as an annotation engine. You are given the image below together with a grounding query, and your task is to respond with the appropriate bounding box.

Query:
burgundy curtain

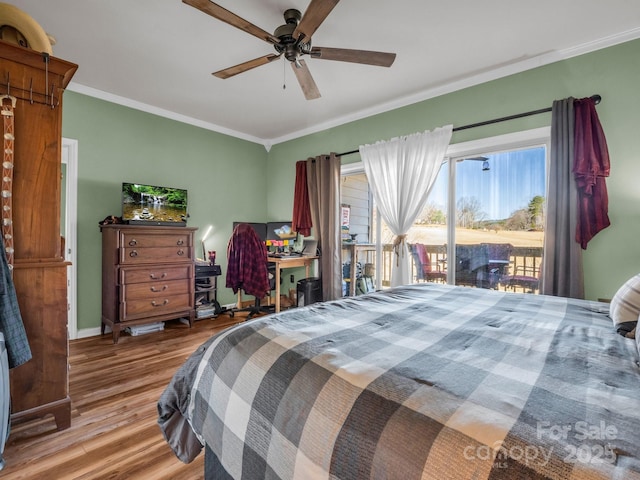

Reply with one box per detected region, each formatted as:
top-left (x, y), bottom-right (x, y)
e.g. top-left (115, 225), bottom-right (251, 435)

top-left (573, 97), bottom-right (611, 249)
top-left (291, 161), bottom-right (312, 237)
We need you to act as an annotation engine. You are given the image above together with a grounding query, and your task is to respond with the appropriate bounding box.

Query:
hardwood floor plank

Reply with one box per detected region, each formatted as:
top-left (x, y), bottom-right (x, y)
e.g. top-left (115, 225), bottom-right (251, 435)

top-left (1, 314), bottom-right (245, 479)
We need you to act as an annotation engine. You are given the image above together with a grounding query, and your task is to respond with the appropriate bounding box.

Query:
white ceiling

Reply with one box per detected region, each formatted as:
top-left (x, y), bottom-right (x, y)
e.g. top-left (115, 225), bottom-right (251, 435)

top-left (7, 1), bottom-right (640, 146)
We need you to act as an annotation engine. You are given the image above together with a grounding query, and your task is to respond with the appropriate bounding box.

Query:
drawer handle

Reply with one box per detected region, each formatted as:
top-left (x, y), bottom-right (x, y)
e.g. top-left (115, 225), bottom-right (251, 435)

top-left (176, 239), bottom-right (184, 246)
top-left (128, 239), bottom-right (137, 246)
top-left (151, 299), bottom-right (169, 307)
top-left (150, 285), bottom-right (168, 292)
top-left (129, 250), bottom-right (138, 257)
top-left (177, 249), bottom-right (185, 256)
top-left (149, 272), bottom-right (168, 279)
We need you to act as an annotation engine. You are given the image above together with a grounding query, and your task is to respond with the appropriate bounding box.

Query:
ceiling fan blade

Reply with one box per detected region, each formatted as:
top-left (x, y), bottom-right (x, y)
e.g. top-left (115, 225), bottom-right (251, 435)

top-left (291, 60), bottom-right (321, 100)
top-left (183, 0), bottom-right (280, 44)
top-left (213, 54), bottom-right (281, 79)
top-left (310, 47), bottom-right (396, 67)
top-left (293, 0), bottom-right (340, 41)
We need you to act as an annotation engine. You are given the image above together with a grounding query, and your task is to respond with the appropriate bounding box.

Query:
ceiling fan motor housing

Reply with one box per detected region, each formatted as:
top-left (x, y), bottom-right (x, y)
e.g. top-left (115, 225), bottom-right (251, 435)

top-left (274, 9), bottom-right (307, 62)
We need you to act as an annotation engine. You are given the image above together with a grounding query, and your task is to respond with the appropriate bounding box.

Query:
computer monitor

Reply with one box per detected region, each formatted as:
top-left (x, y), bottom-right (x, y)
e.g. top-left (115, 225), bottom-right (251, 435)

top-left (266, 221), bottom-right (296, 241)
top-left (301, 238), bottom-right (318, 257)
top-left (232, 222), bottom-right (267, 242)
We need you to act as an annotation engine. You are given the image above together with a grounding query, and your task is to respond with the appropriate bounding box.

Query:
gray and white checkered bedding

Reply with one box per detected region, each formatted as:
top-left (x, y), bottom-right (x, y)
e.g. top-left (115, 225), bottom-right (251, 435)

top-left (158, 283), bottom-right (640, 479)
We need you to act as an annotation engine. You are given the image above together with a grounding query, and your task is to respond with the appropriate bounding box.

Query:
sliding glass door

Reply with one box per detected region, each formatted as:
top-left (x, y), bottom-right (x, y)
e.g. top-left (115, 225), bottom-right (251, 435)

top-left (341, 128), bottom-right (549, 295)
top-left (452, 147), bottom-right (545, 293)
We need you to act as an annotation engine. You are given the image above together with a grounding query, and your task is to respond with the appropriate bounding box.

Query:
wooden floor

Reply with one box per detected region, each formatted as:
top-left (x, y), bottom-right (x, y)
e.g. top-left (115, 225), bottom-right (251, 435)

top-left (2, 313), bottom-right (246, 480)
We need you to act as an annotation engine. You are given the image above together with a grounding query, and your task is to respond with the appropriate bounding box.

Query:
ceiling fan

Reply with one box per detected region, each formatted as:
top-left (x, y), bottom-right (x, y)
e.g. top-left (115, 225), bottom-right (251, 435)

top-left (183, 0), bottom-right (396, 100)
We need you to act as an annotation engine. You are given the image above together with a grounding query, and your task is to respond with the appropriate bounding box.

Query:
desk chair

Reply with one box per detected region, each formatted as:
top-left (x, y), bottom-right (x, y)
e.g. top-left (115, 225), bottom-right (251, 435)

top-left (226, 223), bottom-right (274, 319)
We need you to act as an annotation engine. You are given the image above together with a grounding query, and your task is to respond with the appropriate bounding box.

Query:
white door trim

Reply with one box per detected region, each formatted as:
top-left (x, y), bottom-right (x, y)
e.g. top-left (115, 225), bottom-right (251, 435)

top-left (62, 138), bottom-right (78, 340)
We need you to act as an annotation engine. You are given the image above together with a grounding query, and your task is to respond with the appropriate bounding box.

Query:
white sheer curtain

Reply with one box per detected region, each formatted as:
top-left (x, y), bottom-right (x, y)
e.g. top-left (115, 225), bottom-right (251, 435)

top-left (359, 125), bottom-right (453, 287)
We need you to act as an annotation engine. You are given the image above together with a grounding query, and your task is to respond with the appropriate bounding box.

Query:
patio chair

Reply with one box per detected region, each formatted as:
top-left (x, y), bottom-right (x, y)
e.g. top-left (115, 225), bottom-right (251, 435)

top-left (410, 243), bottom-right (447, 283)
top-left (501, 264), bottom-right (541, 293)
top-left (481, 243), bottom-right (513, 289)
top-left (454, 244), bottom-right (488, 287)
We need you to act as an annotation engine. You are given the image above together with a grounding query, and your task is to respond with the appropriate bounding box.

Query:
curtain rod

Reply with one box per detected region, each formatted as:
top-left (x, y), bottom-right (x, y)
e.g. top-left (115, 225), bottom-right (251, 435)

top-left (336, 94), bottom-right (601, 157)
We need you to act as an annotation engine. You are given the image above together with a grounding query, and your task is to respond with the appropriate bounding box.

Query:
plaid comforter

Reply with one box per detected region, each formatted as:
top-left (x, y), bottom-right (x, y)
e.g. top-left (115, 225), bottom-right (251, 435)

top-left (158, 284), bottom-right (640, 479)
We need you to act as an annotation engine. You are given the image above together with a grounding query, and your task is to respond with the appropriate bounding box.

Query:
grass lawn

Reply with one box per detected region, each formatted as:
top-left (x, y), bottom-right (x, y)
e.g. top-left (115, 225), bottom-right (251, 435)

top-left (383, 225), bottom-right (544, 247)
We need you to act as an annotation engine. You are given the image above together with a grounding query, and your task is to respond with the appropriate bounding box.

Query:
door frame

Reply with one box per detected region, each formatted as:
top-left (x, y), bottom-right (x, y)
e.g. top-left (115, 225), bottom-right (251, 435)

top-left (62, 138), bottom-right (78, 339)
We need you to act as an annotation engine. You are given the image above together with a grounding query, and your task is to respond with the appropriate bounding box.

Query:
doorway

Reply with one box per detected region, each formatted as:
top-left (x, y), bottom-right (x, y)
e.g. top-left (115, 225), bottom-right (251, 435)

top-left (62, 138), bottom-right (78, 339)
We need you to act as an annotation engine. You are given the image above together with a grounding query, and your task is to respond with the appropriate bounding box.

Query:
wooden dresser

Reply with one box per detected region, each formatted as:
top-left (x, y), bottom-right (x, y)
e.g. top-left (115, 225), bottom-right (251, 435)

top-left (101, 225), bottom-right (197, 343)
top-left (2, 41), bottom-right (77, 431)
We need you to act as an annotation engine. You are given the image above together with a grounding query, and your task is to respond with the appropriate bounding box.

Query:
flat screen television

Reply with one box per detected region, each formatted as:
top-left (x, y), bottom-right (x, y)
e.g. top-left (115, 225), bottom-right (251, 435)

top-left (122, 182), bottom-right (188, 226)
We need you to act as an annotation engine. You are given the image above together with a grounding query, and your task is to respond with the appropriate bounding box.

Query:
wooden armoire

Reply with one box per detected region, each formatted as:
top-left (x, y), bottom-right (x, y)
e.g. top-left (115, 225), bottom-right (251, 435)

top-left (1, 40), bottom-right (77, 430)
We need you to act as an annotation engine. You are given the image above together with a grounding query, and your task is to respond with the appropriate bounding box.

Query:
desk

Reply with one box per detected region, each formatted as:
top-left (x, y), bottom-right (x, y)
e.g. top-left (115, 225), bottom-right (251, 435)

top-left (268, 256), bottom-right (319, 312)
top-left (342, 243), bottom-right (376, 296)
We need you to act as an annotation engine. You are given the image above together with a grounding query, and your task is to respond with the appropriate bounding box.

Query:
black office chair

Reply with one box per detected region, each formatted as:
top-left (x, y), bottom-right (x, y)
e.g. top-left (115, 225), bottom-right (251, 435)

top-left (226, 223), bottom-right (274, 319)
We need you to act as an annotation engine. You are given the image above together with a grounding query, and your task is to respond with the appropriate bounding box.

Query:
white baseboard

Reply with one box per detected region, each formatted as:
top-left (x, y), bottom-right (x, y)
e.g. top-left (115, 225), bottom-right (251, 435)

top-left (75, 309), bottom-right (238, 340)
top-left (76, 327), bottom-right (104, 339)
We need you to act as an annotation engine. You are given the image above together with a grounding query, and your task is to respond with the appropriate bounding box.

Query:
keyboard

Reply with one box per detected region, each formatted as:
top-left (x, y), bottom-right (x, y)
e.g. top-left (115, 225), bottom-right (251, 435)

top-left (268, 252), bottom-right (302, 258)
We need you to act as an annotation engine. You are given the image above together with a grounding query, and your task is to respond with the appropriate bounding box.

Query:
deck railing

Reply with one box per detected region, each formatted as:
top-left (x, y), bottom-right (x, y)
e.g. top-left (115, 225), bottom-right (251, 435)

top-left (345, 243), bottom-right (543, 294)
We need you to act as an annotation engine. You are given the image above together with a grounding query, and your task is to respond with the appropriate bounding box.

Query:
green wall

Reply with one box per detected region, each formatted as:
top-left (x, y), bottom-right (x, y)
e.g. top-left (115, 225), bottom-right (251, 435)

top-left (267, 38), bottom-right (640, 302)
top-left (62, 94), bottom-right (268, 330)
top-left (63, 38), bottom-right (640, 333)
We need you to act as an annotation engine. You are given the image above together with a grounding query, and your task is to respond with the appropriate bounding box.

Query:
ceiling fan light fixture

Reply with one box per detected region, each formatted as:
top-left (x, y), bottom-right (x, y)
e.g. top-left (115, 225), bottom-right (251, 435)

top-left (283, 44), bottom-right (299, 63)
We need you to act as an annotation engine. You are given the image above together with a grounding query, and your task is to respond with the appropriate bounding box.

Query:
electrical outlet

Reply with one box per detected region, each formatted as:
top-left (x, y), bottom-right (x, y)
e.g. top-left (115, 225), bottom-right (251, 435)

top-left (290, 274), bottom-right (295, 283)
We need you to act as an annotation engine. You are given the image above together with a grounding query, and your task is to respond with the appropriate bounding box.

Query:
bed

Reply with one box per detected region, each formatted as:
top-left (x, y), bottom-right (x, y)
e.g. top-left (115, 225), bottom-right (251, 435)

top-left (158, 283), bottom-right (640, 479)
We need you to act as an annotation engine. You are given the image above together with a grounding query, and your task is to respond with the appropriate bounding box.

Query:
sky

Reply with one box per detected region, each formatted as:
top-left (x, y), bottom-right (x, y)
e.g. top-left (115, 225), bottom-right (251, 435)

top-left (426, 146), bottom-right (546, 220)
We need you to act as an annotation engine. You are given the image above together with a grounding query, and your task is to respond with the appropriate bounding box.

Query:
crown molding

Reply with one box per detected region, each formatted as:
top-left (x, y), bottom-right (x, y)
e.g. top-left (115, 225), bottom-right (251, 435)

top-left (68, 27), bottom-right (640, 150)
top-left (269, 27), bottom-right (640, 146)
top-left (66, 83), bottom-right (266, 146)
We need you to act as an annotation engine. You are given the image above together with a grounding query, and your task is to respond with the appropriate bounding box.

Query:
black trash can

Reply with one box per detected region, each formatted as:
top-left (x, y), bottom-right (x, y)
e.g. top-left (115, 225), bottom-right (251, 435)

top-left (297, 277), bottom-right (322, 307)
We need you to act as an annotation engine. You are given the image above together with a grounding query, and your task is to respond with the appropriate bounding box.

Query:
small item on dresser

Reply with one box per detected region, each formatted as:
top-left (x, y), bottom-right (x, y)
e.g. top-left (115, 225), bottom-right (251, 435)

top-left (98, 215), bottom-right (124, 226)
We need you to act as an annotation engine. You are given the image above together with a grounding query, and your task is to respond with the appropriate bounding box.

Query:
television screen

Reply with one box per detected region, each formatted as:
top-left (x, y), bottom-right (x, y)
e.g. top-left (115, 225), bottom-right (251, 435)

top-left (122, 182), bottom-right (188, 226)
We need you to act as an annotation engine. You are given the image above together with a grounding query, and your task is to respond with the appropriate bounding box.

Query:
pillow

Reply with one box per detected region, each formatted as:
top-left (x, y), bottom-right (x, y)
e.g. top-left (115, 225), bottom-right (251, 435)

top-left (610, 273), bottom-right (640, 336)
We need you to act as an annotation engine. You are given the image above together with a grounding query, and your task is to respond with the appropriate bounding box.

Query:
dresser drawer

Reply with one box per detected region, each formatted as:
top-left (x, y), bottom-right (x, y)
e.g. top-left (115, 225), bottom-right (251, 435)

top-left (120, 246), bottom-right (193, 264)
top-left (120, 232), bottom-right (191, 248)
top-left (121, 293), bottom-right (192, 322)
top-left (122, 279), bottom-right (190, 301)
top-left (120, 265), bottom-right (192, 284)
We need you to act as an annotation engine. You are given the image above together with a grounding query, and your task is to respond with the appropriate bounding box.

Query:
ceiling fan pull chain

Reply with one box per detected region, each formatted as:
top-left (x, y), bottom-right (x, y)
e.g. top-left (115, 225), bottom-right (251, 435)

top-left (282, 56), bottom-right (287, 90)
